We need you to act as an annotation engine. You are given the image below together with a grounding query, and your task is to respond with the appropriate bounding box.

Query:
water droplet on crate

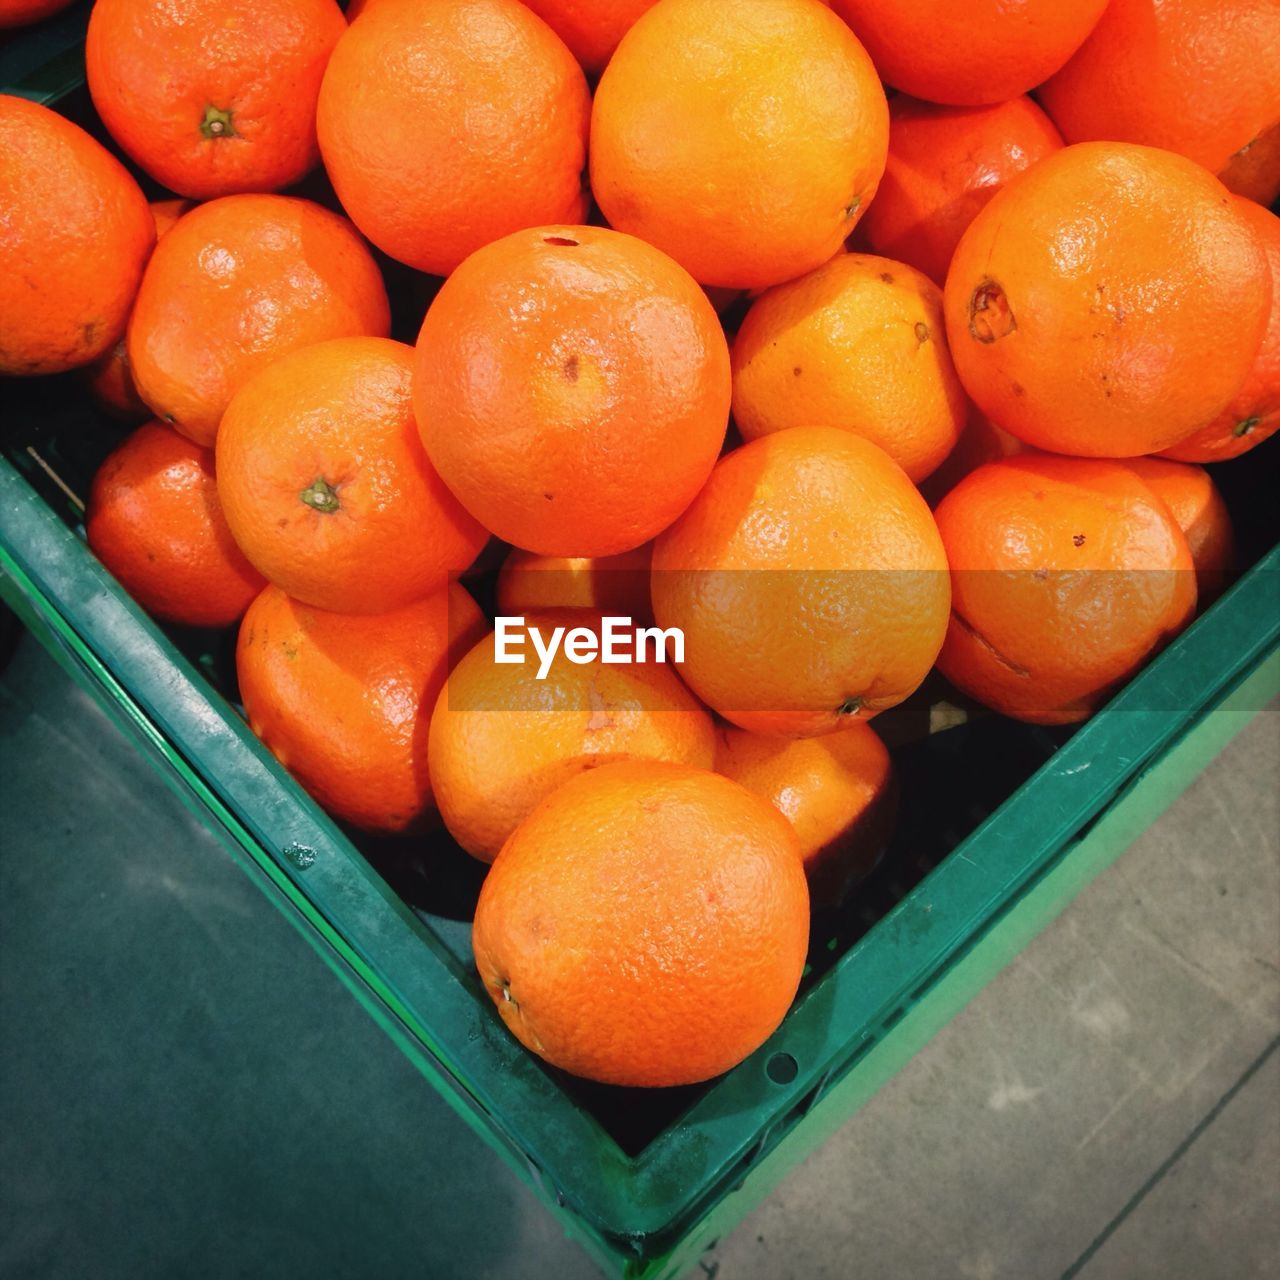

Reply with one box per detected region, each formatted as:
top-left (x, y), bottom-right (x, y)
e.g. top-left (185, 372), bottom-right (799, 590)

top-left (283, 842), bottom-right (316, 871)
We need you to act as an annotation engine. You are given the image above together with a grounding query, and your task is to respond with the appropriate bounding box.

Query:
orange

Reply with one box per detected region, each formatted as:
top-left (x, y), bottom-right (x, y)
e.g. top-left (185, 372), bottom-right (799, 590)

top-left (237, 583), bottom-right (486, 833)
top-left (428, 615), bottom-right (716, 861)
top-left (317, 0), bottom-right (589, 276)
top-left (84, 199), bottom-right (192, 421)
top-left (934, 455), bottom-right (1197, 725)
top-left (731, 253), bottom-right (969, 483)
top-left (521, 1), bottom-right (660, 75)
top-left (651, 426), bottom-right (951, 737)
top-left (1121, 458), bottom-right (1236, 606)
top-left (862, 95), bottom-right (1064, 287)
top-left (830, 0), bottom-right (1107, 106)
top-left (86, 420), bottom-right (265, 628)
top-left (1219, 124), bottom-right (1280, 208)
top-left (590, 0), bottom-right (888, 290)
top-left (86, 0), bottom-right (346, 200)
top-left (472, 759), bottom-right (809, 1086)
top-left (496, 545), bottom-right (654, 623)
top-left (0, 95), bottom-right (153, 376)
top-left (414, 225), bottom-right (730, 557)
top-left (216, 337), bottom-right (487, 616)
top-left (944, 143), bottom-right (1270, 458)
top-left (1039, 0), bottom-right (1280, 180)
top-left (0, 1), bottom-right (76, 28)
top-left (714, 722), bottom-right (895, 909)
top-left (1160, 198), bottom-right (1280, 463)
top-left (920, 412), bottom-right (1030, 507)
top-left (127, 194), bottom-right (390, 447)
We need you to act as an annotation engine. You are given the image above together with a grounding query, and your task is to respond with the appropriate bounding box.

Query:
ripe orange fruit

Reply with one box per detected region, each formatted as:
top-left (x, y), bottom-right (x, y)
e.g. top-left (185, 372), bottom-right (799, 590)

top-left (731, 253), bottom-right (969, 482)
top-left (934, 455), bottom-right (1197, 725)
top-left (521, 0), bottom-right (659, 75)
top-left (1121, 458), bottom-right (1236, 606)
top-left (472, 759), bottom-right (809, 1086)
top-left (237, 583), bottom-right (486, 833)
top-left (862, 95), bottom-right (1064, 287)
top-left (216, 337), bottom-right (487, 615)
top-left (414, 225), bottom-right (730, 557)
top-left (495, 545), bottom-right (654, 622)
top-left (127, 194), bottom-right (390, 446)
top-left (591, 0), bottom-right (888, 290)
top-left (84, 199), bottom-right (192, 421)
top-left (86, 420), bottom-right (265, 628)
top-left (428, 616), bottom-right (716, 861)
top-left (0, 1), bottom-right (76, 28)
top-left (1160, 198), bottom-right (1280, 464)
top-left (920, 412), bottom-right (1029, 506)
top-left (85, 0), bottom-right (345, 199)
top-left (830, 0), bottom-right (1107, 106)
top-left (317, 0), bottom-right (589, 276)
top-left (1038, 0), bottom-right (1280, 180)
top-left (651, 426), bottom-right (951, 737)
top-left (714, 722), bottom-right (895, 909)
top-left (943, 143), bottom-right (1270, 458)
top-left (1219, 124), bottom-right (1280, 208)
top-left (0, 95), bottom-right (153, 376)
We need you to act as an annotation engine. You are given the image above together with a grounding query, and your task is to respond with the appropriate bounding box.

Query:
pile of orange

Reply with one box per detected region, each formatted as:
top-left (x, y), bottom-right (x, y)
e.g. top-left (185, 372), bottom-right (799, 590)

top-left (2, 0), bottom-right (1276, 1089)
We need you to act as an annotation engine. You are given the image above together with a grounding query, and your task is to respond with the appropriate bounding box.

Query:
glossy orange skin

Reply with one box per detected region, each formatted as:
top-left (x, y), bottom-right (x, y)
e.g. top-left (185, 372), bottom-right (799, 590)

top-left (732, 253), bottom-right (969, 482)
top-left (651, 426), bottom-right (952, 737)
top-left (496, 545), bottom-right (654, 623)
top-left (591, 0), bottom-right (888, 290)
top-left (428, 613), bottom-right (715, 861)
top-left (237, 583), bottom-right (486, 833)
top-left (85, 0), bottom-right (346, 200)
top-left (414, 225), bottom-right (730, 557)
top-left (715, 722), bottom-right (895, 909)
top-left (217, 337), bottom-right (487, 616)
top-left (0, 95), bottom-right (153, 376)
top-left (86, 420), bottom-right (265, 628)
top-left (85, 199), bottom-right (192, 421)
top-left (317, 0), bottom-right (589, 276)
top-left (521, 1), bottom-right (659, 74)
top-left (862, 96), bottom-right (1064, 287)
top-left (127, 194), bottom-right (390, 446)
top-left (831, 0), bottom-right (1106, 106)
top-left (473, 760), bottom-right (809, 1087)
top-left (1039, 0), bottom-right (1280, 178)
top-left (944, 143), bottom-right (1270, 458)
top-left (0, 1), bottom-right (75, 28)
top-left (935, 456), bottom-right (1197, 725)
top-left (1121, 458), bottom-right (1236, 605)
top-left (1160, 198), bottom-right (1280, 463)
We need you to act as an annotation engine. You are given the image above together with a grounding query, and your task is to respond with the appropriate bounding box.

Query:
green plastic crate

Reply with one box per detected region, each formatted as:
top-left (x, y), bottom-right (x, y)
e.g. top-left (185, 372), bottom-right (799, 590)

top-left (2, 14), bottom-right (1278, 1277)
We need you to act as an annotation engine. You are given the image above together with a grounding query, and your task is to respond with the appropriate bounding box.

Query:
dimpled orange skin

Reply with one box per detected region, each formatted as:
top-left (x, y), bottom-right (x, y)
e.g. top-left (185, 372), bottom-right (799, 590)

top-left (0, 1), bottom-right (76, 29)
top-left (85, 199), bottom-right (193, 421)
top-left (943, 143), bottom-right (1270, 458)
top-left (1121, 458), bottom-right (1236, 606)
top-left (0, 96), bottom-right (154, 376)
top-left (428, 615), bottom-right (716, 861)
top-left (472, 760), bottom-right (810, 1087)
top-left (831, 0), bottom-right (1106, 106)
top-left (1038, 0), bottom-right (1280, 180)
top-left (520, 1), bottom-right (660, 74)
top-left (935, 456), bottom-right (1197, 725)
top-left (862, 96), bottom-right (1064, 288)
top-left (216, 337), bottom-right (487, 616)
top-left (85, 0), bottom-right (345, 200)
top-left (731, 253), bottom-right (969, 483)
top-left (317, 0), bottom-right (589, 277)
top-left (86, 421), bottom-right (265, 628)
top-left (590, 0), bottom-right (888, 291)
top-left (1160, 199), bottom-right (1280, 464)
top-left (714, 722), bottom-right (896, 909)
top-left (496, 545), bottom-right (655, 623)
top-left (651, 426), bottom-right (952, 738)
top-left (127, 194), bottom-right (390, 446)
top-left (236, 583), bottom-right (486, 833)
top-left (414, 225), bottom-right (730, 557)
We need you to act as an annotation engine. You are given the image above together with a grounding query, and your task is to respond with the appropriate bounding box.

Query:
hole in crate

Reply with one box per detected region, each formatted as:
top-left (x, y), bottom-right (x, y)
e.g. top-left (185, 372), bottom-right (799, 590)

top-left (881, 1005), bottom-right (908, 1032)
top-left (766, 1052), bottom-right (799, 1085)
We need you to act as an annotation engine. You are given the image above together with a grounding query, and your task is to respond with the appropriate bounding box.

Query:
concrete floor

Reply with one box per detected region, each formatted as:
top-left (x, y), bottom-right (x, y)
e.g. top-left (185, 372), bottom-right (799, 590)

top-left (0, 628), bottom-right (1276, 1280)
